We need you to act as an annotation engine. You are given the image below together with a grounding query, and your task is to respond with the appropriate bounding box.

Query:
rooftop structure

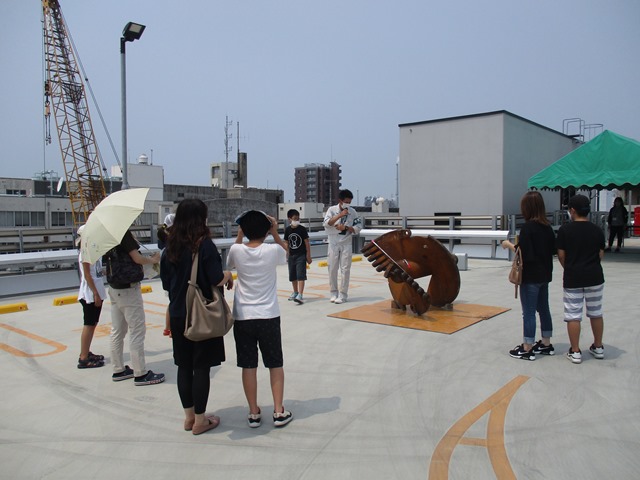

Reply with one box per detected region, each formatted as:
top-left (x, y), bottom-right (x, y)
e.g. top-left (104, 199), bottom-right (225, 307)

top-left (398, 110), bottom-right (579, 216)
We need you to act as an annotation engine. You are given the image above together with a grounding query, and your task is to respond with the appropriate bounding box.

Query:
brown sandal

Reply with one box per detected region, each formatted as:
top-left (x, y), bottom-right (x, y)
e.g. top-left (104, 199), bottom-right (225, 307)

top-left (192, 415), bottom-right (220, 435)
top-left (78, 358), bottom-right (104, 369)
top-left (184, 418), bottom-right (195, 431)
top-left (88, 352), bottom-right (104, 362)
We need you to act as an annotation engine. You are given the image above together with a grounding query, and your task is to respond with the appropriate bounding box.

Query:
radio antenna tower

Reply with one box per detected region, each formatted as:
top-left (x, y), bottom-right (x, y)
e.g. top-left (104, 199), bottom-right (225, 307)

top-left (224, 116), bottom-right (233, 165)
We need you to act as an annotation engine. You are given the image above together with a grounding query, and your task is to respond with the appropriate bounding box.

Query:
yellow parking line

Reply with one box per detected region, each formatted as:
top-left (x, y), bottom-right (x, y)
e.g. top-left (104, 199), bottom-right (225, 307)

top-left (0, 323), bottom-right (67, 357)
top-left (429, 375), bottom-right (530, 480)
top-left (317, 256), bottom-right (362, 268)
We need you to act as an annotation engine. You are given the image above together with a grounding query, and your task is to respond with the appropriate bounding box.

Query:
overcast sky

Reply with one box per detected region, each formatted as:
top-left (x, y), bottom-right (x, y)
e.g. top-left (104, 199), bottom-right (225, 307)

top-left (2, 0), bottom-right (639, 203)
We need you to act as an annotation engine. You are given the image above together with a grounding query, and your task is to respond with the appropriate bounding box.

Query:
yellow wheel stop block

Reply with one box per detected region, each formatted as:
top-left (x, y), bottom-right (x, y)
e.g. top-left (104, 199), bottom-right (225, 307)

top-left (0, 303), bottom-right (29, 314)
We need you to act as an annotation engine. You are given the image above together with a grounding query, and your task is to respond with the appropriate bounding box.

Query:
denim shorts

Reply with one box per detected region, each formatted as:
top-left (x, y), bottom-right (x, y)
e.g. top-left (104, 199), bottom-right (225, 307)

top-left (288, 253), bottom-right (307, 282)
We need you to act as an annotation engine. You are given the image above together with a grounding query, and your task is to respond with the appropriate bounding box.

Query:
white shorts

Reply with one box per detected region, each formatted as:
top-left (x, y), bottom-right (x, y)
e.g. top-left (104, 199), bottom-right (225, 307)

top-left (563, 284), bottom-right (604, 321)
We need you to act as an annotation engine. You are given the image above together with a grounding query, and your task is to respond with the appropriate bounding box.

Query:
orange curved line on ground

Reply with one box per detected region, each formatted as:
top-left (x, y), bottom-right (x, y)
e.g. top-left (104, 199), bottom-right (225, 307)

top-left (143, 300), bottom-right (169, 307)
top-left (0, 323), bottom-right (67, 357)
top-left (429, 375), bottom-right (530, 480)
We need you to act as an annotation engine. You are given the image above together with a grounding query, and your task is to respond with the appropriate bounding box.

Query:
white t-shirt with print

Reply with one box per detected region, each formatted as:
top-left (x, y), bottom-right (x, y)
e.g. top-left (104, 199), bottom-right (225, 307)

top-left (227, 243), bottom-right (287, 320)
top-left (77, 251), bottom-right (107, 303)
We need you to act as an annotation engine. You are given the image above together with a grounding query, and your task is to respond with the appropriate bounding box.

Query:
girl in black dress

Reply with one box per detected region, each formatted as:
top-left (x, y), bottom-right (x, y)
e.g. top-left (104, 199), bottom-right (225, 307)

top-left (161, 199), bottom-right (233, 435)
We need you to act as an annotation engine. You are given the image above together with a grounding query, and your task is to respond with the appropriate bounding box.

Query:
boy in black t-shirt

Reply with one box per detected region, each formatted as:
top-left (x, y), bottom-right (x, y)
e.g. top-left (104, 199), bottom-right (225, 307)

top-left (556, 195), bottom-right (606, 364)
top-left (284, 209), bottom-right (312, 304)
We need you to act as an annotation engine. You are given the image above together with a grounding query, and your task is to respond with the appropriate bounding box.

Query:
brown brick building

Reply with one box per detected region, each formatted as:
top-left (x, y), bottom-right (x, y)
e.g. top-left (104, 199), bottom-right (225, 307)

top-left (294, 162), bottom-right (341, 206)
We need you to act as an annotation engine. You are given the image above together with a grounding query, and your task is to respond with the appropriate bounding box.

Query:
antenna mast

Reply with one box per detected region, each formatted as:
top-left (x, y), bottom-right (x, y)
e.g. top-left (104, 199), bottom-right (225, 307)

top-left (224, 116), bottom-right (233, 188)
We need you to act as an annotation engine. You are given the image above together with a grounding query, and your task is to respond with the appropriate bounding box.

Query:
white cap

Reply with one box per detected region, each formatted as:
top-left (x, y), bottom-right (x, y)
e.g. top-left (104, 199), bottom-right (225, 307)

top-left (75, 225), bottom-right (85, 246)
top-left (164, 213), bottom-right (175, 228)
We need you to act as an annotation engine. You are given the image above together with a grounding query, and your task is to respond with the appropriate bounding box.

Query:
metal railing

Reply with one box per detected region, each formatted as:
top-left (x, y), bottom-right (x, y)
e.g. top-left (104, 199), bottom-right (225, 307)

top-left (0, 212), bottom-right (558, 296)
top-left (0, 214), bottom-right (512, 256)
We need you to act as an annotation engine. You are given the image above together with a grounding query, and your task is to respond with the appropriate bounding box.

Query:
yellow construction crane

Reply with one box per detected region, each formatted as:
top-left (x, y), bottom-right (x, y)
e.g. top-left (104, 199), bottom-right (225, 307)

top-left (42, 0), bottom-right (106, 227)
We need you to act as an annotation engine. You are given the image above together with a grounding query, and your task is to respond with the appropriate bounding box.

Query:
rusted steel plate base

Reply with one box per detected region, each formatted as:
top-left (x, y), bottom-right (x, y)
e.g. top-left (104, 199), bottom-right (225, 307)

top-left (327, 300), bottom-right (509, 334)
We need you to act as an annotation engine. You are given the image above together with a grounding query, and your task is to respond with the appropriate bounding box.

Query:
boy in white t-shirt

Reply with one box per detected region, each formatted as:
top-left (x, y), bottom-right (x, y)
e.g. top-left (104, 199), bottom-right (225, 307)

top-left (226, 211), bottom-right (292, 428)
top-left (76, 225), bottom-right (107, 369)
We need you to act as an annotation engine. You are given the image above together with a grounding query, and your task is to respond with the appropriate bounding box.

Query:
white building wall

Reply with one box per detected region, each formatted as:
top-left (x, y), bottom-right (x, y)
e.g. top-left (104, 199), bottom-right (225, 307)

top-left (211, 162), bottom-right (239, 189)
top-left (502, 115), bottom-right (577, 215)
top-left (278, 202), bottom-right (325, 220)
top-left (125, 163), bottom-right (164, 202)
top-left (0, 178), bottom-right (36, 195)
top-left (399, 111), bottom-right (577, 217)
top-left (0, 196), bottom-right (70, 214)
top-left (110, 162), bottom-right (164, 215)
top-left (399, 113), bottom-right (504, 216)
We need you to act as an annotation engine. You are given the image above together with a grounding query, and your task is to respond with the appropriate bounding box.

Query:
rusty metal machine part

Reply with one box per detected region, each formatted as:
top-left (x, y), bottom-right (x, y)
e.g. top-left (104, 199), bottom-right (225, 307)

top-left (361, 229), bottom-right (461, 315)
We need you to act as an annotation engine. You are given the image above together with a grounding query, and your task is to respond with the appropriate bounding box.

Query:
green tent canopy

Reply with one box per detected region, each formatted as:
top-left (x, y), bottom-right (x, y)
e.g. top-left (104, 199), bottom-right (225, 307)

top-left (528, 130), bottom-right (640, 190)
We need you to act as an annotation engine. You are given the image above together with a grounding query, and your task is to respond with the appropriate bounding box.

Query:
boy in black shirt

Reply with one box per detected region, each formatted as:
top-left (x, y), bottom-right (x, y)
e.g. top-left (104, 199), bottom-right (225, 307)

top-left (556, 195), bottom-right (606, 364)
top-left (284, 209), bottom-right (312, 304)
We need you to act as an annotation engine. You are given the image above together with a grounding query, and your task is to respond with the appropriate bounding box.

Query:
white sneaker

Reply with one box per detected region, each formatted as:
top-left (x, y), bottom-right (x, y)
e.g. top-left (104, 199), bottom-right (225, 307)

top-left (566, 350), bottom-right (582, 364)
top-left (334, 297), bottom-right (345, 304)
top-left (288, 292), bottom-right (297, 301)
top-left (330, 296), bottom-right (337, 303)
top-left (589, 344), bottom-right (604, 359)
top-left (293, 293), bottom-right (303, 304)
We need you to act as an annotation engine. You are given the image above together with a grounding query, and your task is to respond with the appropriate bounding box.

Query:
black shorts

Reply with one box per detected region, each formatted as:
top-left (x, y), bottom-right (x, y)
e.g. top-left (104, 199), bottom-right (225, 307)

top-left (288, 254), bottom-right (307, 282)
top-left (79, 299), bottom-right (102, 326)
top-left (233, 317), bottom-right (283, 369)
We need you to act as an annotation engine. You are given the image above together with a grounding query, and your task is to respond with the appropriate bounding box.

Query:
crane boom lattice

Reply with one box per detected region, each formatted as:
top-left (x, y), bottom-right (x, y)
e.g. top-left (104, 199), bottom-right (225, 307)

top-left (42, 0), bottom-right (106, 227)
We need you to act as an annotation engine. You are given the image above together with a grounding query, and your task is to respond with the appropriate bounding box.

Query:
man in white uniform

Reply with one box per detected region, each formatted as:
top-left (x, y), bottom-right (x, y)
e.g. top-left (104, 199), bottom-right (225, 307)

top-left (323, 189), bottom-right (362, 304)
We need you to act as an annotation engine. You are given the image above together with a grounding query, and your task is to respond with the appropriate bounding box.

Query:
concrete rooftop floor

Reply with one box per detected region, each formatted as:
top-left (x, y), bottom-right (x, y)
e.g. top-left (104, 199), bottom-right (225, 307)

top-left (1, 241), bottom-right (640, 479)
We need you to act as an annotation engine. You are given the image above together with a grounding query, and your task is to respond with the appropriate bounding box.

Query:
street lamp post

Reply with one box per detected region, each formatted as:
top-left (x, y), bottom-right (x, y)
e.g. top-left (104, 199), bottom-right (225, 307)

top-left (120, 21), bottom-right (145, 190)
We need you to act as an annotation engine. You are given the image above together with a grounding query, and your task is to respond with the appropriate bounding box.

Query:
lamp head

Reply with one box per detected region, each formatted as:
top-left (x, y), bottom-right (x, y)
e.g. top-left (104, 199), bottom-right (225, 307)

top-left (122, 22), bottom-right (145, 42)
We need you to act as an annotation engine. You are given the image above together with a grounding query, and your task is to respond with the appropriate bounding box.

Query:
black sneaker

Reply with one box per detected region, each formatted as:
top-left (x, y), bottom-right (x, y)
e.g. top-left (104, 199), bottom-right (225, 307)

top-left (532, 340), bottom-right (555, 356)
top-left (248, 408), bottom-right (262, 428)
top-left (509, 344), bottom-right (535, 361)
top-left (134, 370), bottom-right (165, 386)
top-left (112, 366), bottom-right (134, 382)
top-left (273, 408), bottom-right (293, 427)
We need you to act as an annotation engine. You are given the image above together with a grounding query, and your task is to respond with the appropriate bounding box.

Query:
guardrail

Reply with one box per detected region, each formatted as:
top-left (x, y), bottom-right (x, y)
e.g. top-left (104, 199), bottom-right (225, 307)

top-left (0, 229), bottom-right (511, 298)
top-left (359, 228), bottom-right (509, 259)
top-left (0, 219), bottom-right (315, 255)
top-left (365, 214), bottom-right (506, 231)
top-left (0, 213), bottom-right (513, 296)
top-left (0, 224), bottom-right (154, 254)
top-left (0, 214), bottom-right (508, 254)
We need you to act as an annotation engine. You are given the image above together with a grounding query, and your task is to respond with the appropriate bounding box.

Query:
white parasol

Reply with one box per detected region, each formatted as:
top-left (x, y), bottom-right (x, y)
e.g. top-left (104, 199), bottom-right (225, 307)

top-left (80, 188), bottom-right (149, 264)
